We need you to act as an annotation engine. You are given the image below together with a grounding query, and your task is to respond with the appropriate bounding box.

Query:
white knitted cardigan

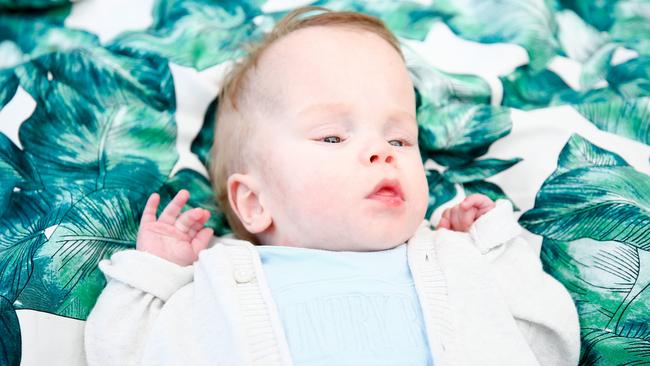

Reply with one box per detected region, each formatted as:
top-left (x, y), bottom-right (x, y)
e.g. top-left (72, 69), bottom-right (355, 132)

top-left (85, 200), bottom-right (580, 366)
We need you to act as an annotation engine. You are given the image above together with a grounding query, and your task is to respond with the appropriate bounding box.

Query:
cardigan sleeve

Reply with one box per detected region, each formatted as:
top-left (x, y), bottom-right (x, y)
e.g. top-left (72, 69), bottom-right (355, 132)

top-left (84, 249), bottom-right (194, 366)
top-left (468, 200), bottom-right (581, 366)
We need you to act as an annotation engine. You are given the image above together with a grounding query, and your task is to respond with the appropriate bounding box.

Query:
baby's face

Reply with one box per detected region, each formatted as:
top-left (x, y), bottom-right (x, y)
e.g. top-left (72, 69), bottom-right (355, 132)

top-left (249, 25), bottom-right (428, 251)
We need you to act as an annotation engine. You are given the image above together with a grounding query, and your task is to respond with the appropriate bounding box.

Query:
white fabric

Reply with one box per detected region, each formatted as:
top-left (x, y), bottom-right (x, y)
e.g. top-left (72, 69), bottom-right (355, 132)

top-left (84, 200), bottom-right (580, 366)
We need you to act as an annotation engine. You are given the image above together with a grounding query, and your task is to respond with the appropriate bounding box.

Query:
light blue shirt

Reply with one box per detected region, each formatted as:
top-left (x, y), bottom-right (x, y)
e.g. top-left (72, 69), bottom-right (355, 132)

top-left (257, 244), bottom-right (433, 366)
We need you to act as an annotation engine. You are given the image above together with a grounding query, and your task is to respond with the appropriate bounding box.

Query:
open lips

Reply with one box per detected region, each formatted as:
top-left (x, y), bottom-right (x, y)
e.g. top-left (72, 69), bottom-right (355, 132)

top-left (366, 179), bottom-right (404, 207)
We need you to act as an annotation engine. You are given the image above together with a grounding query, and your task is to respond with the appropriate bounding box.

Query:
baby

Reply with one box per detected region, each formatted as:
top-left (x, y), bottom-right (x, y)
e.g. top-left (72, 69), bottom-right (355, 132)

top-left (85, 7), bottom-right (580, 366)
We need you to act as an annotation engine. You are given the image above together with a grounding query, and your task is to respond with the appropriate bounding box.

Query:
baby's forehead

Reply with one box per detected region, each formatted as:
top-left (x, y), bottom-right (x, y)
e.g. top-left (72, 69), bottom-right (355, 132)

top-left (242, 25), bottom-right (412, 121)
top-left (259, 25), bottom-right (379, 66)
top-left (257, 26), bottom-right (395, 77)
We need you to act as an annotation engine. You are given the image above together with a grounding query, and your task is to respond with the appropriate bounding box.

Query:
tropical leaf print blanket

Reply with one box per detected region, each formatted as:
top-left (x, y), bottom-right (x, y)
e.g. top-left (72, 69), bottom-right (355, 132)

top-left (1, 0), bottom-right (649, 365)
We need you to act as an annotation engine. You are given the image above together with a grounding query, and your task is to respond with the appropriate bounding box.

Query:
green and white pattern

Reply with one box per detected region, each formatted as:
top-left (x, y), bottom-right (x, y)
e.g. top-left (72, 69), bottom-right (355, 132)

top-left (0, 0), bottom-right (649, 365)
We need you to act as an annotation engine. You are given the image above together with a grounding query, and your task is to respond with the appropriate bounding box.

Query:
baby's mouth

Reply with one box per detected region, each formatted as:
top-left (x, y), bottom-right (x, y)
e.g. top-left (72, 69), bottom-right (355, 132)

top-left (366, 179), bottom-right (404, 206)
top-left (374, 187), bottom-right (399, 196)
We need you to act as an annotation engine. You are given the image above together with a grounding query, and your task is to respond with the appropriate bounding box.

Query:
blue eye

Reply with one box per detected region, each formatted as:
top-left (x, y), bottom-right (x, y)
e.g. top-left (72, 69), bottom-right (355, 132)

top-left (322, 136), bottom-right (342, 143)
top-left (388, 139), bottom-right (405, 147)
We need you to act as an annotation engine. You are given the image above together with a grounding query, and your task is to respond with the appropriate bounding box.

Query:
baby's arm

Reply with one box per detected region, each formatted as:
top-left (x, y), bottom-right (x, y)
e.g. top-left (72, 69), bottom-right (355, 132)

top-left (437, 194), bottom-right (496, 232)
top-left (471, 201), bottom-right (580, 366)
top-left (85, 191), bottom-right (212, 365)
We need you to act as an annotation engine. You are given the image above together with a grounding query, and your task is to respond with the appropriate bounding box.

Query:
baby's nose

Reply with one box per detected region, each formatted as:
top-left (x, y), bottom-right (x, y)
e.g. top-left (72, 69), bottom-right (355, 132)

top-left (360, 136), bottom-right (397, 166)
top-left (365, 141), bottom-right (395, 165)
top-left (369, 153), bottom-right (394, 164)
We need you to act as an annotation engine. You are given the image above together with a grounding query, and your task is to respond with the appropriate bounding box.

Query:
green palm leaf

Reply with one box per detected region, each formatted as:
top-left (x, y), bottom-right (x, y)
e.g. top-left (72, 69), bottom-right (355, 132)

top-left (522, 167), bottom-right (649, 248)
top-left (580, 329), bottom-right (650, 364)
top-left (521, 134), bottom-right (650, 249)
top-left (418, 102), bottom-right (512, 166)
top-left (0, 296), bottom-right (20, 366)
top-left (15, 46), bottom-right (176, 112)
top-left (0, 70), bottom-right (18, 108)
top-left (607, 56), bottom-right (650, 99)
top-left (16, 189), bottom-right (141, 319)
top-left (552, 7), bottom-right (628, 101)
top-left (541, 239), bottom-right (639, 330)
top-left (501, 66), bottom-right (573, 110)
top-left (14, 47), bottom-right (179, 198)
top-left (311, 0), bottom-right (442, 40)
top-left (0, 40), bottom-right (25, 69)
top-left (0, 190), bottom-right (70, 303)
top-left (191, 97), bottom-right (217, 168)
top-left (552, 86), bottom-right (623, 106)
top-left (363, 3), bottom-right (440, 41)
top-left (0, 133), bottom-right (42, 216)
top-left (111, 0), bottom-right (262, 70)
top-left (557, 0), bottom-right (617, 31)
top-left (0, 208), bottom-right (44, 306)
top-left (443, 158), bottom-right (522, 183)
top-left (425, 169), bottom-right (456, 219)
top-left (610, 2), bottom-right (650, 55)
top-left (541, 238), bottom-right (650, 364)
top-left (409, 55), bottom-right (491, 107)
top-left (19, 100), bottom-right (177, 197)
top-left (531, 133), bottom-right (650, 364)
top-left (0, 9), bottom-right (99, 64)
top-left (432, 0), bottom-right (558, 69)
top-left (553, 7), bottom-right (627, 94)
top-left (555, 9), bottom-right (609, 64)
top-left (580, 43), bottom-right (618, 91)
top-left (0, 0), bottom-right (70, 9)
top-left (28, 28), bottom-right (100, 61)
top-left (550, 132), bottom-right (629, 180)
top-left (573, 97), bottom-right (650, 145)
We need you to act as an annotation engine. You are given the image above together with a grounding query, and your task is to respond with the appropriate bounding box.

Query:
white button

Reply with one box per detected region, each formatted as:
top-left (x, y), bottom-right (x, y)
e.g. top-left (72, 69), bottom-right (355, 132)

top-left (234, 269), bottom-right (254, 283)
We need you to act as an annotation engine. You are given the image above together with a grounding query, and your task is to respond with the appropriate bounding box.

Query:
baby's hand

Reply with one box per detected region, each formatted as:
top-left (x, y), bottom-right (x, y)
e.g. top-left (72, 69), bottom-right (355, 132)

top-left (136, 190), bottom-right (213, 266)
top-left (437, 194), bottom-right (495, 232)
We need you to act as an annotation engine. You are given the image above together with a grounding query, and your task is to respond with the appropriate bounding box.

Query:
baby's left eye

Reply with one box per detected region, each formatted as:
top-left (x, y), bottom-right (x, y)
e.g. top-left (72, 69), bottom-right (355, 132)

top-left (322, 136), bottom-right (342, 143)
top-left (388, 139), bottom-right (405, 147)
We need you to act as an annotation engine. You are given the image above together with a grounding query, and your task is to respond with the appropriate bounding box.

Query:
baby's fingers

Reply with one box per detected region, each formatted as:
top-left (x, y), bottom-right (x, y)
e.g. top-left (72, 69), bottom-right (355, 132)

top-left (450, 206), bottom-right (462, 231)
top-left (191, 228), bottom-right (214, 255)
top-left (188, 209), bottom-right (211, 237)
top-left (437, 208), bottom-right (452, 230)
top-left (460, 194), bottom-right (490, 209)
top-left (459, 207), bottom-right (478, 231)
top-left (461, 194), bottom-right (495, 217)
top-left (176, 208), bottom-right (210, 237)
top-left (140, 193), bottom-right (160, 224)
top-left (476, 203), bottom-right (495, 217)
top-left (159, 190), bottom-right (190, 224)
top-left (437, 215), bottom-right (451, 230)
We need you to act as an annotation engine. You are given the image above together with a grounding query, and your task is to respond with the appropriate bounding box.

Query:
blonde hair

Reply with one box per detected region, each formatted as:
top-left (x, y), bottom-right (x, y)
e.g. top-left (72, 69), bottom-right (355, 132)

top-left (209, 6), bottom-right (403, 243)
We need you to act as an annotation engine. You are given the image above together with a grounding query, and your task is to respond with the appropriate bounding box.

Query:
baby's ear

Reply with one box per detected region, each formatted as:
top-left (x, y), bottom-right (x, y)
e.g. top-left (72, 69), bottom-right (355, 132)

top-left (227, 173), bottom-right (272, 234)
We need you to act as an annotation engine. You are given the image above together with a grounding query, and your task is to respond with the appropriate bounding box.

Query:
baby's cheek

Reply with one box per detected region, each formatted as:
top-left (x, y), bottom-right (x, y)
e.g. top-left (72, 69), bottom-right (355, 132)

top-left (293, 175), bottom-right (353, 216)
top-left (405, 170), bottom-right (427, 208)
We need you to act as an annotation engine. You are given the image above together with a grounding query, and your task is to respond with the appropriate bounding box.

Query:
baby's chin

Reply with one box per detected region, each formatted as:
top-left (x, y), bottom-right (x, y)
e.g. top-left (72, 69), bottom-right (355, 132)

top-left (265, 216), bottom-right (423, 251)
top-left (339, 240), bottom-right (406, 252)
top-left (306, 232), bottom-right (412, 252)
top-left (323, 220), bottom-right (421, 252)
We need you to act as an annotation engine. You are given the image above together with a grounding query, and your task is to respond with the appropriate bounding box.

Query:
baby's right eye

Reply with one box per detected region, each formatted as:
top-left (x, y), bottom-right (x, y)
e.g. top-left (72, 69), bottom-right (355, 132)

top-left (321, 136), bottom-right (342, 143)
